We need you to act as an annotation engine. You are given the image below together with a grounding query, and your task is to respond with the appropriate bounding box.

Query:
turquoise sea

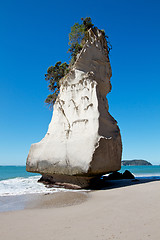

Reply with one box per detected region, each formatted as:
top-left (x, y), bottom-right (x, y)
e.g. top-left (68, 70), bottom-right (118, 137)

top-left (120, 165), bottom-right (160, 177)
top-left (0, 165), bottom-right (160, 197)
top-left (0, 166), bottom-right (39, 181)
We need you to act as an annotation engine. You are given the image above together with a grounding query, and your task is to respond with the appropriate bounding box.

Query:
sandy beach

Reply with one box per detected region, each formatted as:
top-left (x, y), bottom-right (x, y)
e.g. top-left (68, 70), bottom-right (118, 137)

top-left (0, 179), bottom-right (160, 240)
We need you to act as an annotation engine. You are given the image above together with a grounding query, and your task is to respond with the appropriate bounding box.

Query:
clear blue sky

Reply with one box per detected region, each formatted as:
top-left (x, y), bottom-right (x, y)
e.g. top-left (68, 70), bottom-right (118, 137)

top-left (0, 0), bottom-right (160, 165)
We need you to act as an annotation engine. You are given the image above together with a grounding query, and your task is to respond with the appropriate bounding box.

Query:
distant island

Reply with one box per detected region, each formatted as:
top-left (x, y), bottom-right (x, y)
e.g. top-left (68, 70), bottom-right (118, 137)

top-left (121, 160), bottom-right (152, 166)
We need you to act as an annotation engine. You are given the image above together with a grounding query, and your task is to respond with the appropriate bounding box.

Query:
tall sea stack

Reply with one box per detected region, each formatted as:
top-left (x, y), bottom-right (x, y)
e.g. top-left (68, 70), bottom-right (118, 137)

top-left (26, 28), bottom-right (122, 188)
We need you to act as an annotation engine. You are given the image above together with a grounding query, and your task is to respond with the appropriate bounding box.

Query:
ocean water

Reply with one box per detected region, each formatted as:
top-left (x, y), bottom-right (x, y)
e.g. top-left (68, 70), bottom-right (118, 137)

top-left (0, 165), bottom-right (160, 197)
top-left (0, 166), bottom-right (39, 181)
top-left (120, 165), bottom-right (160, 177)
top-left (0, 166), bottom-right (75, 197)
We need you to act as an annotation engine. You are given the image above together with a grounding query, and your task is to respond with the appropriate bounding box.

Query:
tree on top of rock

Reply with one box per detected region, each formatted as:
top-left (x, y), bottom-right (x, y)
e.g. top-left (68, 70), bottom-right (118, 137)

top-left (68, 17), bottom-right (94, 64)
top-left (45, 17), bottom-right (111, 107)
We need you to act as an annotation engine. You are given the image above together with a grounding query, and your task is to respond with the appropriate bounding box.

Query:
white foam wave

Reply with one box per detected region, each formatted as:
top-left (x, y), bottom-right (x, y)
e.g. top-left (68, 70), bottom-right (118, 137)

top-left (134, 173), bottom-right (160, 178)
top-left (135, 174), bottom-right (160, 179)
top-left (0, 176), bottom-right (74, 196)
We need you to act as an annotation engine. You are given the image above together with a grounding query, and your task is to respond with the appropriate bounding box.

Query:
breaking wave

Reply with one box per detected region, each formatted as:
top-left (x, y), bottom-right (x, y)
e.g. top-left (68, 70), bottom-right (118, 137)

top-left (0, 176), bottom-right (73, 196)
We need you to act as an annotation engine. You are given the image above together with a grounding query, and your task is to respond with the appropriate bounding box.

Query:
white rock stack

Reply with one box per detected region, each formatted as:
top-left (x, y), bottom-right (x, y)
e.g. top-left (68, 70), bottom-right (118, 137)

top-left (26, 28), bottom-right (122, 188)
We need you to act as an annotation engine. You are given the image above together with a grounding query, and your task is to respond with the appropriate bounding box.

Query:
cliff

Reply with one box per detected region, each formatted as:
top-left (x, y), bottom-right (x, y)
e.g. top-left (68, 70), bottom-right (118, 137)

top-left (26, 28), bottom-right (122, 188)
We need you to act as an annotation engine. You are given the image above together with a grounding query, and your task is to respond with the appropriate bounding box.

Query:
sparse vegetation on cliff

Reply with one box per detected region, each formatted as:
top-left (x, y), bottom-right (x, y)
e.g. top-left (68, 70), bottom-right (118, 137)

top-left (45, 62), bottom-right (69, 106)
top-left (45, 17), bottom-right (111, 107)
top-left (68, 17), bottom-right (94, 64)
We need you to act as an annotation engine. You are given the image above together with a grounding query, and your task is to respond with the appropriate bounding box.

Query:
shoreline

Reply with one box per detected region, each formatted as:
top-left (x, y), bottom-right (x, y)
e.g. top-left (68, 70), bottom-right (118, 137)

top-left (0, 179), bottom-right (160, 239)
top-left (0, 176), bottom-right (160, 212)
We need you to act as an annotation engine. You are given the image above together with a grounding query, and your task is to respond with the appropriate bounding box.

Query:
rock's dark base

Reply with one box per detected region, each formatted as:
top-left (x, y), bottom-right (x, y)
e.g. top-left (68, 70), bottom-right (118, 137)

top-left (38, 174), bottom-right (102, 189)
top-left (38, 170), bottom-right (135, 190)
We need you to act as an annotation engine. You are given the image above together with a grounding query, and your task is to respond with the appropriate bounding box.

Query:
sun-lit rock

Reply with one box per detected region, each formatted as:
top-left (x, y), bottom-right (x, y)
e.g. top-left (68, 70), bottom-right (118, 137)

top-left (26, 28), bottom-right (122, 188)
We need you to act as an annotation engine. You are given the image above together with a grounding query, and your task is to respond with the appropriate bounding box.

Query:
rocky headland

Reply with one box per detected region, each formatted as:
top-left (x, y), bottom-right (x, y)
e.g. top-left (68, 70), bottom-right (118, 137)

top-left (122, 160), bottom-right (152, 166)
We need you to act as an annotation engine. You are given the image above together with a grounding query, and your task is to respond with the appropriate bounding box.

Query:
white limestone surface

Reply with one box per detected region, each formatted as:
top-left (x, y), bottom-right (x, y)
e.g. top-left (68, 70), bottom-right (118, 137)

top-left (26, 28), bottom-right (122, 181)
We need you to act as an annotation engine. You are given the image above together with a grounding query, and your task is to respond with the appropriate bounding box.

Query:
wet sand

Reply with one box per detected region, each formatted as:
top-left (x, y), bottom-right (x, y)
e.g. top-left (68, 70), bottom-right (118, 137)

top-left (0, 191), bottom-right (89, 212)
top-left (0, 179), bottom-right (160, 240)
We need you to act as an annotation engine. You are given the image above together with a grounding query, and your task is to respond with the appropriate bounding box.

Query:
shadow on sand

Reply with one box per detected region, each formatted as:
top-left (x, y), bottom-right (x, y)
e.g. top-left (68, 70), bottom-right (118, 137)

top-left (89, 176), bottom-right (160, 191)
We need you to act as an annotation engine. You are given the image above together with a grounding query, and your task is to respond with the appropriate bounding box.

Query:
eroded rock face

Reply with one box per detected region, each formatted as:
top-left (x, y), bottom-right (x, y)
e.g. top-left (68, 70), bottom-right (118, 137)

top-left (26, 28), bottom-right (122, 188)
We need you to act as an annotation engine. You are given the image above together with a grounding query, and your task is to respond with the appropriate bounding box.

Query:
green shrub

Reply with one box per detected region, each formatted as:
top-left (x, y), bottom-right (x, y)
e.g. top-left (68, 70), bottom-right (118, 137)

top-left (45, 62), bottom-right (69, 106)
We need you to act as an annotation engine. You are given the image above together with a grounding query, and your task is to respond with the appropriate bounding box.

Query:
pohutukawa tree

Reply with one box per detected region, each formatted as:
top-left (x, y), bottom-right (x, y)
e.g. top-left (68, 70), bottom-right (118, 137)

top-left (45, 62), bottom-right (69, 106)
